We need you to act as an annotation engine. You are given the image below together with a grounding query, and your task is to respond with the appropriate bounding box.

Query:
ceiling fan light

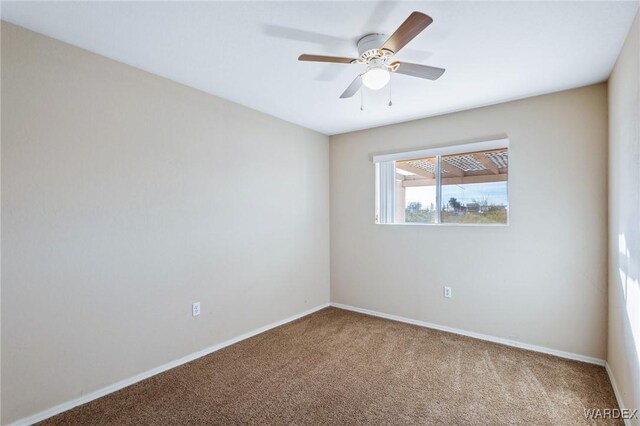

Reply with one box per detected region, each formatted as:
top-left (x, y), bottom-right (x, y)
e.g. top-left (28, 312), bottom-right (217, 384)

top-left (361, 68), bottom-right (390, 90)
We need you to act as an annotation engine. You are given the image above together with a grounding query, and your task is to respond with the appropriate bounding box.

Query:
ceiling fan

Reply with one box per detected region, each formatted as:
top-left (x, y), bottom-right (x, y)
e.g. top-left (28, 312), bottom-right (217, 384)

top-left (298, 12), bottom-right (445, 99)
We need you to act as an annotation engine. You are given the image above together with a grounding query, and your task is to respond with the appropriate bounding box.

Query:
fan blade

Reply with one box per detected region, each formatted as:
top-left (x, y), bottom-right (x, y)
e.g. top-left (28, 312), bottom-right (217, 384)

top-left (340, 76), bottom-right (363, 99)
top-left (298, 54), bottom-right (357, 64)
top-left (381, 12), bottom-right (433, 54)
top-left (394, 62), bottom-right (445, 80)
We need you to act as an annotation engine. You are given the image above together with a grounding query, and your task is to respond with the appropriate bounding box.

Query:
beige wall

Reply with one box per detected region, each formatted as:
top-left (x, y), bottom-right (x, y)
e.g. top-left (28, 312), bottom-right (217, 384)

top-left (330, 84), bottom-right (608, 360)
top-left (0, 22), bottom-right (330, 424)
top-left (608, 10), bottom-right (640, 423)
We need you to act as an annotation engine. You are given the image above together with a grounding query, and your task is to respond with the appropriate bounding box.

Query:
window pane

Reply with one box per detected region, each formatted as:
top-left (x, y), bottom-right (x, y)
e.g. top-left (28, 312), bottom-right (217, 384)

top-left (440, 149), bottom-right (508, 224)
top-left (395, 157), bottom-right (437, 224)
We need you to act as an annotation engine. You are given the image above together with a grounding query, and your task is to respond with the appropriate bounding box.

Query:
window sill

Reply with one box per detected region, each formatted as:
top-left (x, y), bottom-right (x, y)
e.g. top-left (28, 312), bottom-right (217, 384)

top-left (375, 222), bottom-right (510, 227)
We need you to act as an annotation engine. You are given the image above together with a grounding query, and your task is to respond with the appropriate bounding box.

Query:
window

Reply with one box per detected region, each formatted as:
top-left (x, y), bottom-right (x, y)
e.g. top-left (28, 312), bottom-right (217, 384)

top-left (374, 139), bottom-right (509, 225)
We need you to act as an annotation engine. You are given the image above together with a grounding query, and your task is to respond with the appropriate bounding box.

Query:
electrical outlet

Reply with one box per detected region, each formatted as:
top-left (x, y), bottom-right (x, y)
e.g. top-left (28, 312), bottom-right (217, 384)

top-left (192, 302), bottom-right (201, 317)
top-left (443, 287), bottom-right (452, 298)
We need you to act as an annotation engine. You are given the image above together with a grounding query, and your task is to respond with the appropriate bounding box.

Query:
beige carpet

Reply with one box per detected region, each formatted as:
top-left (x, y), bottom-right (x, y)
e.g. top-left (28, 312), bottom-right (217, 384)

top-left (40, 307), bottom-right (620, 425)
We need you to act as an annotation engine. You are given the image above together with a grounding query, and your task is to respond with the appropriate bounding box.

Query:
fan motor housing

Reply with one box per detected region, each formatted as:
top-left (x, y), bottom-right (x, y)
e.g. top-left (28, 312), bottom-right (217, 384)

top-left (357, 33), bottom-right (387, 59)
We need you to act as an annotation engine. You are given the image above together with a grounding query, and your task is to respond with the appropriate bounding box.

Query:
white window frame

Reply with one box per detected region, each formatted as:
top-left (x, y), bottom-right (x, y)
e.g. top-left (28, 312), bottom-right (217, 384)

top-left (374, 138), bottom-right (510, 226)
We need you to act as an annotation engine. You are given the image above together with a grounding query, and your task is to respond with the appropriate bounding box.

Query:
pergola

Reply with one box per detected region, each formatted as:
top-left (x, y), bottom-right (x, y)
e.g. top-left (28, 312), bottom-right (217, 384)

top-left (396, 149), bottom-right (509, 187)
top-left (394, 149), bottom-right (508, 221)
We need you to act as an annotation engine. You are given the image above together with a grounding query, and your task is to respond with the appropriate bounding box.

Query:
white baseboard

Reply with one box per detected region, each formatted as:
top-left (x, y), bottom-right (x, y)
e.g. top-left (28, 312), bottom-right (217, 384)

top-left (330, 302), bottom-right (606, 366)
top-left (605, 362), bottom-right (634, 426)
top-left (9, 303), bottom-right (330, 426)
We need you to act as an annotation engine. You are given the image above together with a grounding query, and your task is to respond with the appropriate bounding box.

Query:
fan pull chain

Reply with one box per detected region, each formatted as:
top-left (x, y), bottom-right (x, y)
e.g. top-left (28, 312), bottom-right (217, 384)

top-left (360, 87), bottom-right (364, 111)
top-left (388, 76), bottom-right (393, 107)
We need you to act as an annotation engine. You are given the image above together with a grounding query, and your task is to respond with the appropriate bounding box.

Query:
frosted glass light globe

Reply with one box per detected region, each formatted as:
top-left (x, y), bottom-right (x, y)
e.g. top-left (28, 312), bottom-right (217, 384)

top-left (362, 68), bottom-right (390, 90)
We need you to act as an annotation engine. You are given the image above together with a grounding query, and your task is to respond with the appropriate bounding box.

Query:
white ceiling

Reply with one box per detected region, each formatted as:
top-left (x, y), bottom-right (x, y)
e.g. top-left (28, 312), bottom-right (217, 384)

top-left (2, 1), bottom-right (639, 135)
